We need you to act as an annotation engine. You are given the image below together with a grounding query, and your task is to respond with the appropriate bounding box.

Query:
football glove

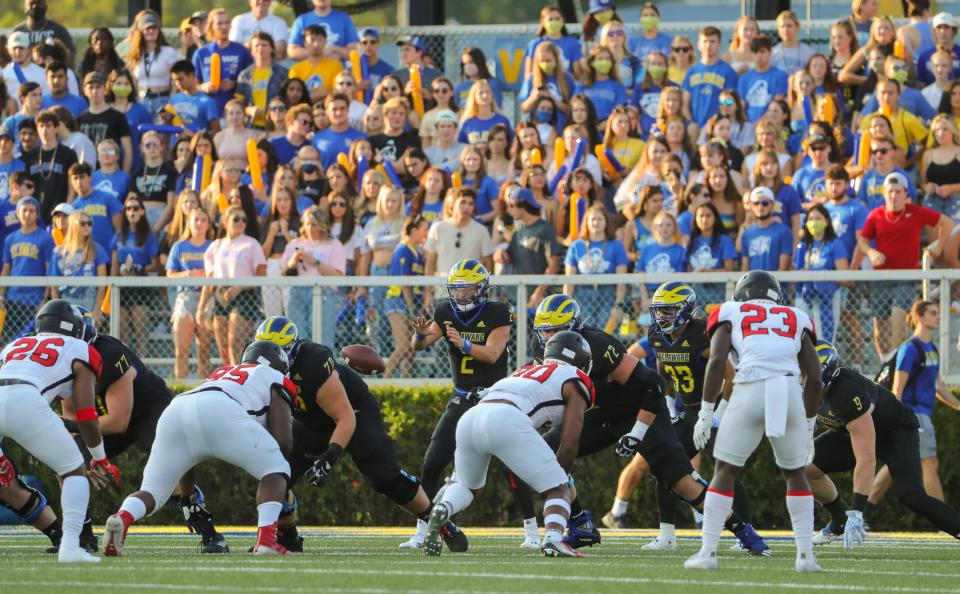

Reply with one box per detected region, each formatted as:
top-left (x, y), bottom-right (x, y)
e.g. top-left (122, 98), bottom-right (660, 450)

top-left (0, 454), bottom-right (14, 487)
top-left (615, 421), bottom-right (649, 457)
top-left (692, 403), bottom-right (714, 451)
top-left (90, 457), bottom-right (121, 486)
top-left (305, 443), bottom-right (343, 487)
top-left (843, 510), bottom-right (866, 548)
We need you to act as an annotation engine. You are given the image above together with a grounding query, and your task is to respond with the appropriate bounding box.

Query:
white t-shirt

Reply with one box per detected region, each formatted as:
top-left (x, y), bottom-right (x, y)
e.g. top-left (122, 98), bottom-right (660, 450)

top-left (483, 362), bottom-right (594, 429)
top-left (0, 332), bottom-right (101, 403)
top-left (183, 362), bottom-right (295, 426)
top-left (423, 219), bottom-right (494, 274)
top-left (133, 46), bottom-right (182, 93)
top-left (65, 131), bottom-right (96, 168)
top-left (229, 13), bottom-right (289, 46)
top-left (2, 62), bottom-right (45, 106)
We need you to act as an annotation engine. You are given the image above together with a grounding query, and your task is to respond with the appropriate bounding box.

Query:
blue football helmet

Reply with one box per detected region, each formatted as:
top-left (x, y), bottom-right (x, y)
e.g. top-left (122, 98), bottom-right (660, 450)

top-left (533, 294), bottom-right (583, 349)
top-left (72, 305), bottom-right (98, 343)
top-left (256, 316), bottom-right (300, 353)
top-left (649, 282), bottom-right (697, 335)
top-left (446, 259), bottom-right (489, 313)
top-left (816, 339), bottom-right (840, 387)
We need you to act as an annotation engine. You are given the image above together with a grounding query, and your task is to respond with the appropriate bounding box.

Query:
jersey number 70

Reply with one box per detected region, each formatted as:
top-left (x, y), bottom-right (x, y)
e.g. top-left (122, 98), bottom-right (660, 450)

top-left (739, 303), bottom-right (797, 339)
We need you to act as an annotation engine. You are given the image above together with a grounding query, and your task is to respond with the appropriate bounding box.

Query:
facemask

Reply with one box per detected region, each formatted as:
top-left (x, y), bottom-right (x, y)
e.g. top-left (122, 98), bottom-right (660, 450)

top-left (641, 15), bottom-right (659, 32)
top-left (805, 218), bottom-right (828, 236)
top-left (539, 61), bottom-right (557, 75)
top-left (890, 69), bottom-right (908, 83)
top-left (535, 109), bottom-right (553, 122)
top-left (646, 64), bottom-right (666, 79)
top-left (111, 84), bottom-right (132, 98)
top-left (790, 119), bottom-right (806, 133)
top-left (544, 19), bottom-right (564, 35)
top-left (593, 59), bottom-right (613, 74)
top-left (463, 62), bottom-right (479, 77)
top-left (594, 9), bottom-right (614, 25)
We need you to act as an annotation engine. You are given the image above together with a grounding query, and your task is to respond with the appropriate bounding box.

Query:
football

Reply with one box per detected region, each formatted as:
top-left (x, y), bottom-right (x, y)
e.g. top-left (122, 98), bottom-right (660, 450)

top-left (341, 344), bottom-right (386, 375)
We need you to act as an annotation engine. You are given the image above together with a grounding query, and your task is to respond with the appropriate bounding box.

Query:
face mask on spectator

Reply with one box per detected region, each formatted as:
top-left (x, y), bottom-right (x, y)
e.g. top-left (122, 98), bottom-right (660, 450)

top-left (112, 84), bottom-right (132, 98)
top-left (593, 59), bottom-right (613, 74)
top-left (539, 61), bottom-right (557, 75)
top-left (805, 219), bottom-right (827, 236)
top-left (544, 19), bottom-right (564, 35)
top-left (890, 69), bottom-right (908, 84)
top-left (646, 64), bottom-right (666, 79)
top-left (463, 63), bottom-right (479, 77)
top-left (594, 10), bottom-right (614, 25)
top-left (535, 109), bottom-right (553, 122)
top-left (641, 16), bottom-right (659, 31)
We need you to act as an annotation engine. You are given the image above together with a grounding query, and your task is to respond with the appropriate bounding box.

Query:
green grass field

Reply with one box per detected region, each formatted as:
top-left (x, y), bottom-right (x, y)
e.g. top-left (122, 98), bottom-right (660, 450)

top-left (2, 526), bottom-right (958, 593)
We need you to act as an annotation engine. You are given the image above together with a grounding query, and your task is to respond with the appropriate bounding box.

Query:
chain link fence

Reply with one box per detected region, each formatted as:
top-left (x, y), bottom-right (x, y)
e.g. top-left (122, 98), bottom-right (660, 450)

top-left (3, 270), bottom-right (959, 384)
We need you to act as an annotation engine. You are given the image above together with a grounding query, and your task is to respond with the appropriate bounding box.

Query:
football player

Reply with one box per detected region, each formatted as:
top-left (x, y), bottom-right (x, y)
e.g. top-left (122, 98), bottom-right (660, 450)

top-left (102, 341), bottom-right (295, 556)
top-left (424, 331), bottom-right (594, 558)
top-left (807, 340), bottom-right (960, 545)
top-left (407, 260), bottom-right (539, 549)
top-left (255, 316), bottom-right (463, 552)
top-left (533, 294), bottom-right (768, 554)
top-left (0, 299), bottom-right (120, 563)
top-left (0, 460), bottom-right (63, 552)
top-left (684, 271), bottom-right (822, 572)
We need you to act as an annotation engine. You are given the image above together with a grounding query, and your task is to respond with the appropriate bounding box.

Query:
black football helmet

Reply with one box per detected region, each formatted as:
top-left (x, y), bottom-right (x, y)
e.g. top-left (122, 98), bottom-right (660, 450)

top-left (734, 270), bottom-right (783, 304)
top-left (35, 299), bottom-right (85, 339)
top-left (543, 330), bottom-right (593, 375)
top-left (73, 305), bottom-right (98, 343)
top-left (241, 340), bottom-right (290, 375)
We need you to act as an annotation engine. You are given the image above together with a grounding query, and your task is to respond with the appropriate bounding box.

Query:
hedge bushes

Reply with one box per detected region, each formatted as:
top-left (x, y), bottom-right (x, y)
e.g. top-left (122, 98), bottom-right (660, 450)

top-left (7, 385), bottom-right (960, 531)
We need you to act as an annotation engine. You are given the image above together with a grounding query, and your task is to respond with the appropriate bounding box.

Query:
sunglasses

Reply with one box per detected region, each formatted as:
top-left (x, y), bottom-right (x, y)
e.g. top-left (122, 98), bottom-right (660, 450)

top-left (431, 86), bottom-right (450, 94)
top-left (143, 142), bottom-right (161, 149)
top-left (672, 46), bottom-right (692, 52)
top-left (225, 167), bottom-right (244, 174)
top-left (752, 200), bottom-right (772, 207)
top-left (360, 39), bottom-right (379, 45)
top-left (337, 79), bottom-right (355, 86)
top-left (809, 144), bottom-right (828, 152)
top-left (606, 30), bottom-right (625, 37)
top-left (124, 205), bottom-right (143, 211)
top-left (718, 98), bottom-right (735, 106)
top-left (79, 220), bottom-right (93, 227)
top-left (98, 148), bottom-right (117, 155)
top-left (330, 200), bottom-right (347, 207)
top-left (269, 105), bottom-right (286, 112)
top-left (22, 183), bottom-right (34, 190)
top-left (383, 86), bottom-right (399, 92)
top-left (872, 147), bottom-right (891, 155)
top-left (233, 216), bottom-right (248, 223)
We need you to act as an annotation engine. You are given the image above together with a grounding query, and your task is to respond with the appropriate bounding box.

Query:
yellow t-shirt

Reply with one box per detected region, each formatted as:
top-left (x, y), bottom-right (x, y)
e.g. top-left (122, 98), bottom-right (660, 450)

top-left (252, 66), bottom-right (271, 128)
top-left (611, 138), bottom-right (646, 171)
top-left (289, 58), bottom-right (343, 93)
top-left (859, 108), bottom-right (928, 151)
top-left (668, 65), bottom-right (688, 86)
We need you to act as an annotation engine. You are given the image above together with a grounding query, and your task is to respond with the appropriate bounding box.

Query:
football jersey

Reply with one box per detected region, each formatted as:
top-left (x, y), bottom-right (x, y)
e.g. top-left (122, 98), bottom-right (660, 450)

top-left (707, 300), bottom-right (815, 383)
top-left (287, 341), bottom-right (377, 432)
top-left (0, 333), bottom-right (102, 403)
top-left (184, 363), bottom-right (296, 427)
top-left (92, 334), bottom-right (172, 421)
top-left (483, 362), bottom-right (594, 429)
top-left (818, 367), bottom-right (912, 436)
top-left (433, 299), bottom-right (513, 391)
top-left (532, 325), bottom-right (626, 412)
top-left (648, 318), bottom-right (710, 409)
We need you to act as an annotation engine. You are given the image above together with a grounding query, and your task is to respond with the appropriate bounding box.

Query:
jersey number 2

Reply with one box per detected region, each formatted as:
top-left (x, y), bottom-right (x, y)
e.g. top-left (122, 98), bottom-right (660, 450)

top-left (739, 304), bottom-right (797, 339)
top-left (5, 336), bottom-right (64, 367)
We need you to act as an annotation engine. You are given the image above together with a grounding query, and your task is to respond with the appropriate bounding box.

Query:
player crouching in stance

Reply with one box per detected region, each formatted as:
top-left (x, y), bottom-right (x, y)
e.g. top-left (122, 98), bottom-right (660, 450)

top-left (424, 331), bottom-right (595, 558)
top-left (0, 299), bottom-right (120, 562)
top-left (684, 272), bottom-right (823, 572)
top-left (807, 341), bottom-right (960, 545)
top-left (103, 341), bottom-right (296, 556)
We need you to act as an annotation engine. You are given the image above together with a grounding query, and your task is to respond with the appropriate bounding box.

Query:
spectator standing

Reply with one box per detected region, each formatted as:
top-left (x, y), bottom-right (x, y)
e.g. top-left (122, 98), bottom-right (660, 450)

top-left (260, 185), bottom-right (300, 317)
top-left (858, 135), bottom-right (915, 209)
top-left (289, 25), bottom-right (344, 104)
top-left (2, 32), bottom-right (44, 105)
top-left (392, 36), bottom-right (442, 88)
top-left (166, 207), bottom-right (214, 380)
top-left (356, 27), bottom-right (393, 94)
top-left (111, 195), bottom-right (159, 355)
top-left (3, 83), bottom-right (42, 143)
top-left (738, 35), bottom-right (789, 123)
top-left (920, 114), bottom-right (960, 221)
top-left (384, 214), bottom-right (429, 378)
top-left (357, 186), bottom-right (403, 345)
top-left (167, 60), bottom-right (220, 134)
top-left (0, 196), bottom-right (51, 341)
top-left (369, 97), bottom-right (418, 169)
top-left (107, 69), bottom-right (153, 173)
top-left (78, 27), bottom-right (123, 82)
top-left (564, 204), bottom-right (629, 328)
top-left (792, 133), bottom-right (835, 207)
top-left (236, 33), bottom-right (288, 130)
top-left (495, 188), bottom-right (563, 306)
top-left (69, 162), bottom-right (120, 251)
top-left (312, 93), bottom-right (365, 169)
top-left (48, 210), bottom-right (108, 316)
top-left (24, 108), bottom-right (76, 221)
top-left (230, 0), bottom-right (288, 61)
top-left (288, 0), bottom-right (358, 62)
top-left (739, 186), bottom-right (793, 271)
top-left (193, 8), bottom-right (254, 117)
top-left (793, 204), bottom-right (849, 343)
top-left (40, 61), bottom-right (87, 118)
top-left (214, 99), bottom-right (259, 162)
top-left (130, 130), bottom-right (178, 231)
top-left (0, 128), bottom-right (25, 212)
top-left (458, 80), bottom-right (512, 146)
top-left (13, 0), bottom-right (74, 54)
top-left (270, 104), bottom-right (313, 166)
top-left (455, 47), bottom-right (504, 108)
top-left (523, 5), bottom-right (583, 79)
top-left (921, 49), bottom-right (954, 111)
top-left (125, 11), bottom-right (182, 117)
top-left (77, 72), bottom-right (133, 173)
top-left (683, 201), bottom-right (737, 305)
top-left (682, 26), bottom-right (738, 130)
top-left (575, 46), bottom-right (628, 122)
top-left (771, 10), bottom-right (815, 73)
top-left (629, 2), bottom-right (672, 65)
top-left (915, 12), bottom-right (960, 85)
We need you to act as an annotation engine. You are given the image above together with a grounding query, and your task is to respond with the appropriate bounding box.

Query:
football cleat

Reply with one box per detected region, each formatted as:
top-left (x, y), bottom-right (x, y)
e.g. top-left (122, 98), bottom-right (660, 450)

top-left (683, 551), bottom-right (718, 570)
top-left (641, 536), bottom-right (677, 551)
top-left (734, 523), bottom-right (772, 556)
top-left (795, 552), bottom-right (822, 573)
top-left (563, 510), bottom-right (601, 549)
top-left (79, 521), bottom-right (99, 553)
top-left (253, 522), bottom-right (289, 556)
top-left (812, 522), bottom-right (841, 545)
top-left (102, 514), bottom-right (127, 557)
top-left (521, 520), bottom-right (540, 549)
top-left (277, 525), bottom-right (303, 552)
top-left (440, 519), bottom-right (468, 552)
top-left (200, 531), bottom-right (230, 554)
top-left (601, 511), bottom-right (628, 529)
top-left (541, 539), bottom-right (584, 558)
top-left (58, 547), bottom-right (101, 563)
top-left (399, 520), bottom-right (427, 549)
top-left (424, 502), bottom-right (451, 557)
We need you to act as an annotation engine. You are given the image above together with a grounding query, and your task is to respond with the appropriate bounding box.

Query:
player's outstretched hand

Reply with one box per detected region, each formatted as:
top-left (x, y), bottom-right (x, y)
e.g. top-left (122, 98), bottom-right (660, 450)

top-left (88, 458), bottom-right (121, 489)
top-left (615, 434), bottom-right (641, 457)
top-left (411, 315), bottom-right (432, 335)
top-left (692, 407), bottom-right (712, 450)
top-left (844, 510), bottom-right (866, 548)
top-left (305, 444), bottom-right (343, 487)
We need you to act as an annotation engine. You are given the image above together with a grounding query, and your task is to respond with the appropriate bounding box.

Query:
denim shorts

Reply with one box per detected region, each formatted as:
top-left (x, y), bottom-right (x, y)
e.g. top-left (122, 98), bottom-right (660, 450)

top-left (915, 412), bottom-right (938, 459)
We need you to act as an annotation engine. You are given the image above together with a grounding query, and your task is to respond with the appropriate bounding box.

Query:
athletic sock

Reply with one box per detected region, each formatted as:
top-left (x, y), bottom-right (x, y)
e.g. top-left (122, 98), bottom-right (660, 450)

top-left (543, 528), bottom-right (563, 544)
top-left (656, 478), bottom-right (679, 525)
top-left (441, 481), bottom-right (474, 516)
top-left (119, 496), bottom-right (148, 523)
top-left (418, 508), bottom-right (432, 523)
top-left (569, 497), bottom-right (584, 520)
top-left (658, 522), bottom-right (676, 541)
top-left (41, 518), bottom-right (62, 546)
top-left (611, 497), bottom-right (629, 517)
top-left (824, 494), bottom-right (849, 531)
top-left (60, 475), bottom-right (90, 551)
top-left (699, 488), bottom-right (734, 556)
top-left (786, 491), bottom-right (815, 558)
top-left (723, 514), bottom-right (746, 534)
top-left (256, 502), bottom-right (283, 528)
top-left (732, 479), bottom-right (752, 523)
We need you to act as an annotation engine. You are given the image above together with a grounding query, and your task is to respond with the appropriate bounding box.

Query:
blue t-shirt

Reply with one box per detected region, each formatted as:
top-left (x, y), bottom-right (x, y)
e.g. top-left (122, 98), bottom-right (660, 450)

top-left (457, 113), bottom-right (514, 146)
top-left (823, 198), bottom-right (869, 258)
top-left (617, 54), bottom-right (643, 91)
top-left (791, 164), bottom-right (828, 206)
top-left (455, 78), bottom-right (504, 108)
top-left (896, 338), bottom-right (939, 416)
top-left (461, 174), bottom-right (499, 219)
top-left (631, 83), bottom-right (672, 137)
top-left (740, 221), bottom-right (792, 271)
top-left (631, 219), bottom-right (652, 252)
top-left (387, 241), bottom-right (423, 277)
top-left (565, 238), bottom-right (630, 276)
top-left (915, 44), bottom-right (960, 86)
top-left (270, 135), bottom-right (308, 166)
top-left (684, 234), bottom-right (737, 271)
top-left (628, 33), bottom-right (672, 65)
top-left (47, 243), bottom-right (109, 299)
top-left (681, 60), bottom-right (737, 127)
top-left (312, 126), bottom-right (366, 169)
top-left (861, 87), bottom-right (937, 121)
top-left (166, 238), bottom-right (211, 293)
top-left (169, 91), bottom-right (220, 133)
top-left (773, 184), bottom-right (803, 228)
top-left (524, 36), bottom-right (582, 75)
top-left (366, 59), bottom-right (394, 97)
top-left (636, 241), bottom-right (685, 290)
top-left (3, 227), bottom-right (53, 304)
top-left (41, 93), bottom-right (88, 118)
top-left (122, 102), bottom-right (153, 172)
top-left (574, 78), bottom-right (627, 121)
top-left (857, 167), bottom-right (915, 210)
top-left (405, 200), bottom-right (443, 225)
top-left (0, 159), bottom-right (26, 208)
top-left (517, 72), bottom-right (576, 105)
top-left (676, 211), bottom-right (692, 238)
top-left (0, 200), bottom-right (18, 249)
top-left (794, 238), bottom-right (848, 295)
top-left (72, 190), bottom-right (122, 250)
top-left (92, 169), bottom-right (131, 203)
top-left (737, 67), bottom-right (789, 122)
top-left (192, 42), bottom-right (254, 116)
top-left (289, 10), bottom-right (358, 49)
top-left (110, 229), bottom-right (159, 269)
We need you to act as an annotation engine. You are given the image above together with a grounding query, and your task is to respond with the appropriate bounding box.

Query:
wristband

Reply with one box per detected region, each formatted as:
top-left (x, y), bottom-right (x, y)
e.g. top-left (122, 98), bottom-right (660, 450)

top-left (88, 441), bottom-right (106, 461)
top-left (806, 416), bottom-right (817, 432)
top-left (324, 443), bottom-right (344, 464)
top-left (851, 492), bottom-right (868, 512)
top-left (76, 407), bottom-right (98, 422)
top-left (415, 332), bottom-right (427, 341)
top-left (460, 339), bottom-right (472, 354)
top-left (629, 420), bottom-right (650, 441)
top-left (699, 400), bottom-right (716, 415)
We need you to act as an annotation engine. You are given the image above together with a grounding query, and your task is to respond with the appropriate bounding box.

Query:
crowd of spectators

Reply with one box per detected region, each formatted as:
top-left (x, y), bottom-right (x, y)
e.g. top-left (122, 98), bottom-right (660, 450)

top-left (0, 0), bottom-right (957, 376)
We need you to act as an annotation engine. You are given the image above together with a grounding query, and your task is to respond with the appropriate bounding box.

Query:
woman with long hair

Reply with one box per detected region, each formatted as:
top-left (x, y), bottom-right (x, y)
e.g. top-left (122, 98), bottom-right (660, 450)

top-left (614, 135), bottom-right (669, 211)
top-left (723, 15), bottom-right (759, 74)
top-left (355, 169), bottom-right (385, 228)
top-left (107, 68), bottom-right (153, 172)
top-left (384, 214), bottom-right (429, 378)
top-left (125, 9), bottom-right (182, 116)
top-left (279, 77), bottom-right (310, 108)
top-left (166, 207), bottom-right (214, 380)
top-left (457, 145), bottom-right (500, 224)
top-left (197, 204), bottom-right (266, 365)
top-left (509, 121), bottom-right (548, 178)
top-left (921, 114), bottom-right (960, 224)
top-left (575, 45), bottom-right (627, 123)
top-left (667, 35), bottom-right (695, 85)
top-left (684, 202), bottom-right (736, 305)
top-left (563, 204), bottom-right (629, 328)
top-left (623, 184), bottom-right (664, 264)
top-left (519, 163), bottom-right (557, 225)
top-left (407, 167), bottom-right (449, 225)
top-left (202, 158), bottom-right (244, 221)
top-left (519, 41), bottom-right (575, 116)
top-left (132, 130), bottom-right (179, 231)
top-left (663, 115), bottom-right (693, 176)
top-left (483, 124), bottom-right (512, 185)
top-left (159, 189), bottom-right (201, 269)
top-left (357, 186), bottom-right (404, 346)
top-left (752, 149), bottom-right (803, 237)
top-left (631, 50), bottom-right (673, 137)
top-left (266, 96), bottom-right (288, 139)
top-left (839, 15), bottom-right (903, 86)
top-left (458, 80), bottom-right (513, 147)
top-left (675, 182), bottom-right (711, 243)
top-left (456, 47), bottom-right (503, 107)
top-left (524, 5), bottom-right (584, 80)
top-left (794, 203), bottom-right (849, 343)
top-left (742, 119), bottom-right (793, 185)
top-left (214, 99), bottom-right (258, 162)
top-left (324, 162), bottom-right (358, 205)
top-left (49, 210), bottom-right (109, 318)
top-left (636, 211), bottom-right (685, 304)
top-left (111, 195), bottom-right (160, 355)
top-left (79, 27), bottom-right (123, 81)
top-left (600, 20), bottom-right (641, 94)
top-left (829, 19), bottom-right (860, 115)
top-left (705, 164), bottom-right (744, 235)
top-left (260, 185), bottom-right (301, 318)
top-left (420, 76), bottom-right (460, 148)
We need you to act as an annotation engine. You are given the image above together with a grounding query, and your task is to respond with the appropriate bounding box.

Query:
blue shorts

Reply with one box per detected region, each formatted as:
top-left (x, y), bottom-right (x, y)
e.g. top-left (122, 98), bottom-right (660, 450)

top-left (384, 295), bottom-right (409, 316)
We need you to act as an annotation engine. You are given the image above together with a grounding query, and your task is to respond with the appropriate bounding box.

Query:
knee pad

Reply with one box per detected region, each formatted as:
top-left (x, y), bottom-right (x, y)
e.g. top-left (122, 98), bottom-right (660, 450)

top-left (373, 470), bottom-right (420, 506)
top-left (0, 478), bottom-right (47, 524)
top-left (280, 491), bottom-right (299, 519)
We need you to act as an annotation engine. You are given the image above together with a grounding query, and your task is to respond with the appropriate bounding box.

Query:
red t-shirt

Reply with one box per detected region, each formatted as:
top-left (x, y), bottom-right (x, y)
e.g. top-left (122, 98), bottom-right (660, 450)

top-left (859, 203), bottom-right (941, 269)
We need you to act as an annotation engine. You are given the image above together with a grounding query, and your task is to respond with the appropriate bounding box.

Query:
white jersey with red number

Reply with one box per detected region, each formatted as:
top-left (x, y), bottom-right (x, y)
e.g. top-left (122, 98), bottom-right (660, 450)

top-left (0, 334), bottom-right (102, 403)
top-left (182, 363), bottom-right (296, 427)
top-left (481, 363), bottom-right (595, 429)
top-left (708, 300), bottom-right (815, 383)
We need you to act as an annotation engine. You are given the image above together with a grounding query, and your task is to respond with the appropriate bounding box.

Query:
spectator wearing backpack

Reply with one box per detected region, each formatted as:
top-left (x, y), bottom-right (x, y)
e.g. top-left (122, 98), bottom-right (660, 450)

top-left (866, 300), bottom-right (960, 525)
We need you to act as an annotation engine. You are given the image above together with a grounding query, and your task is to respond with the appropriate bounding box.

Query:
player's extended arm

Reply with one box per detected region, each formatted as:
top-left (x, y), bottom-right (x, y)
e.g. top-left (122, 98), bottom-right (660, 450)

top-left (610, 353), bottom-right (658, 425)
top-left (314, 370), bottom-right (357, 450)
top-left (846, 405), bottom-right (877, 499)
top-left (556, 382), bottom-right (588, 471)
top-left (267, 386), bottom-right (293, 457)
top-left (94, 366), bottom-right (137, 435)
top-left (411, 318), bottom-right (443, 351)
top-left (799, 333), bottom-right (822, 418)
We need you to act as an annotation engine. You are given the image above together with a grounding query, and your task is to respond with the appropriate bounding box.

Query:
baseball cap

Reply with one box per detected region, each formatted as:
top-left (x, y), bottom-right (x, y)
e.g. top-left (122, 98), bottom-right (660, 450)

top-left (359, 27), bottom-right (380, 40)
top-left (807, 133), bottom-right (829, 149)
top-left (179, 18), bottom-right (192, 32)
top-left (83, 71), bottom-right (105, 86)
top-left (588, 0), bottom-right (615, 15)
top-left (16, 197), bottom-right (40, 213)
top-left (434, 109), bottom-right (458, 125)
top-left (883, 171), bottom-right (909, 188)
top-left (52, 203), bottom-right (75, 216)
top-left (7, 31), bottom-right (30, 49)
top-left (512, 187), bottom-right (541, 209)
top-left (933, 12), bottom-right (957, 28)
top-left (137, 13), bottom-right (160, 30)
top-left (396, 36), bottom-right (426, 53)
top-left (0, 126), bottom-right (13, 140)
top-left (749, 186), bottom-right (775, 204)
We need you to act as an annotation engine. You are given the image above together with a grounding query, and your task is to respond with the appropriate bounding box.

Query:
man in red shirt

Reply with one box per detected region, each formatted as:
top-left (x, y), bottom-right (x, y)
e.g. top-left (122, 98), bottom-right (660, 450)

top-left (856, 172), bottom-right (954, 359)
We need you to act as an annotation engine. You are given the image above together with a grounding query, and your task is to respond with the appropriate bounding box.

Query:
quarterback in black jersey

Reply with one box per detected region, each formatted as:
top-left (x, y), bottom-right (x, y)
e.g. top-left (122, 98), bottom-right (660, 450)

top-left (532, 294), bottom-right (766, 553)
top-left (806, 341), bottom-right (960, 545)
top-left (255, 317), bottom-right (465, 553)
